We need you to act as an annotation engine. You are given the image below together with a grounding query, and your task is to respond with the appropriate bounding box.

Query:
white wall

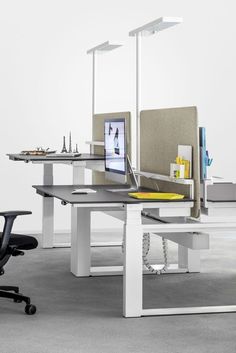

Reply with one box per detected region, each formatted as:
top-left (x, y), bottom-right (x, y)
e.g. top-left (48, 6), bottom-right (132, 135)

top-left (0, 0), bottom-right (235, 231)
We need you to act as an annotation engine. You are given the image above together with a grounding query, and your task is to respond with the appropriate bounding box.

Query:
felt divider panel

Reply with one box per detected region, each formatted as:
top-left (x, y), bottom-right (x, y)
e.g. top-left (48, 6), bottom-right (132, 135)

top-left (140, 106), bottom-right (200, 217)
top-left (92, 112), bottom-right (131, 184)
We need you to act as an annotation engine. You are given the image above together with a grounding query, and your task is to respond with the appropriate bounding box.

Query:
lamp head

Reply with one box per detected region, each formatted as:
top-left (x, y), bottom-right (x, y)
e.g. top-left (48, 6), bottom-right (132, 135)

top-left (129, 17), bottom-right (183, 37)
top-left (87, 41), bottom-right (122, 55)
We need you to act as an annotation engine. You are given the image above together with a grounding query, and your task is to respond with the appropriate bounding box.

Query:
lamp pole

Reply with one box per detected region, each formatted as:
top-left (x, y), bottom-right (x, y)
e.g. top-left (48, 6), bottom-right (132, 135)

top-left (92, 51), bottom-right (96, 117)
top-left (129, 17), bottom-right (183, 171)
top-left (135, 34), bottom-right (141, 171)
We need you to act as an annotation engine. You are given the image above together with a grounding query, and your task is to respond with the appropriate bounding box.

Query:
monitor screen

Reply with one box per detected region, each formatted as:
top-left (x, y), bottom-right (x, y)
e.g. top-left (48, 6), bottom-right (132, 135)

top-left (104, 118), bottom-right (126, 175)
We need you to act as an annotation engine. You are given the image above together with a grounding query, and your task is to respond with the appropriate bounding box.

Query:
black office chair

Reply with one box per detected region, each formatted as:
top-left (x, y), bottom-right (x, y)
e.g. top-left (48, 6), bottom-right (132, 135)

top-left (0, 211), bottom-right (38, 315)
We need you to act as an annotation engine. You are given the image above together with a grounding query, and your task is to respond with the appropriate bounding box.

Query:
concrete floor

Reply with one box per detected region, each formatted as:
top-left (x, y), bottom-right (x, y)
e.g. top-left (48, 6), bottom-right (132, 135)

top-left (0, 232), bottom-right (236, 353)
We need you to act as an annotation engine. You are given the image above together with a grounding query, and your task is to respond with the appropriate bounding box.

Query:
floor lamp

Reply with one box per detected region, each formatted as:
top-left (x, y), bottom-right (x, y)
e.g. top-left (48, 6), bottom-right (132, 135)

top-left (129, 17), bottom-right (183, 170)
top-left (87, 41), bottom-right (122, 119)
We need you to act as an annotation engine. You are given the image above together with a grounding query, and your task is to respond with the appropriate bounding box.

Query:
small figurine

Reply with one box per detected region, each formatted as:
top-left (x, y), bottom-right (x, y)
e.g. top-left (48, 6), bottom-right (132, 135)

top-left (73, 143), bottom-right (79, 153)
top-left (68, 132), bottom-right (72, 153)
top-left (61, 136), bottom-right (67, 153)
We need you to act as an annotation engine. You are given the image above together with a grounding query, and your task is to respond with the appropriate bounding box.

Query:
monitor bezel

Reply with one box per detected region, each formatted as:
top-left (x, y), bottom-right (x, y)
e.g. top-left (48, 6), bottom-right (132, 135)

top-left (104, 118), bottom-right (127, 176)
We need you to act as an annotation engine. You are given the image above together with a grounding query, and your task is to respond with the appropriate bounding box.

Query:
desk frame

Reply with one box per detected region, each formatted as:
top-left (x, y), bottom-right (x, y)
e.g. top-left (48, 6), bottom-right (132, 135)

top-left (70, 200), bottom-right (200, 279)
top-left (70, 202), bottom-right (236, 318)
top-left (34, 185), bottom-right (236, 318)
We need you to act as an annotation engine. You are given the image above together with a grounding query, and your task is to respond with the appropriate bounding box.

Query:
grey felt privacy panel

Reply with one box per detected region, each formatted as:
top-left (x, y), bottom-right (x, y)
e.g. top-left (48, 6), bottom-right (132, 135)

top-left (140, 107), bottom-right (200, 217)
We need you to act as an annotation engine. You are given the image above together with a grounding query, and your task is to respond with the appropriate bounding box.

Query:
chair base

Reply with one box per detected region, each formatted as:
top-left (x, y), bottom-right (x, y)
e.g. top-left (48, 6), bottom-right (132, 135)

top-left (0, 286), bottom-right (37, 314)
top-left (0, 286), bottom-right (30, 304)
top-left (0, 285), bottom-right (19, 293)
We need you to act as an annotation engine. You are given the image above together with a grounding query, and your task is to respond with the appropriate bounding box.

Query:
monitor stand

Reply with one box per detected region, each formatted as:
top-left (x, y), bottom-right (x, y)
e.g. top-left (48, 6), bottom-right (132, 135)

top-left (106, 155), bottom-right (139, 193)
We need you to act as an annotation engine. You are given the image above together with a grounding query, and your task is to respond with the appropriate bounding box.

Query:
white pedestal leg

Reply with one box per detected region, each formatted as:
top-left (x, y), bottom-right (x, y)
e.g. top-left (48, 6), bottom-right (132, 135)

top-left (42, 164), bottom-right (54, 248)
top-left (71, 207), bottom-right (91, 277)
top-left (178, 245), bottom-right (200, 273)
top-left (123, 204), bottom-right (143, 318)
top-left (72, 162), bottom-right (86, 185)
top-left (71, 161), bottom-right (86, 250)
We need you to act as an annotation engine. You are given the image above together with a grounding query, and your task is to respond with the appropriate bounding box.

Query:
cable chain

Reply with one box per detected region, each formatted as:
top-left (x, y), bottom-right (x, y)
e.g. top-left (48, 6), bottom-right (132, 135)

top-left (142, 233), bottom-right (168, 274)
top-left (122, 232), bottom-right (169, 275)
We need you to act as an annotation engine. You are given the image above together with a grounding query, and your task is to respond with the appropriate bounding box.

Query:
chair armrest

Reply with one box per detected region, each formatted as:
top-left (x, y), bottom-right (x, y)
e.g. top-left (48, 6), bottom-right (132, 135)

top-left (0, 211), bottom-right (32, 217)
top-left (0, 211), bottom-right (32, 261)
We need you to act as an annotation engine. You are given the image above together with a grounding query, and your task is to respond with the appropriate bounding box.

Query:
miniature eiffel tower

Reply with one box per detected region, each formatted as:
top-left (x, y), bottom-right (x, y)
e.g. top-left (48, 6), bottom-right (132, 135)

top-left (61, 136), bottom-right (67, 153)
top-left (68, 132), bottom-right (72, 153)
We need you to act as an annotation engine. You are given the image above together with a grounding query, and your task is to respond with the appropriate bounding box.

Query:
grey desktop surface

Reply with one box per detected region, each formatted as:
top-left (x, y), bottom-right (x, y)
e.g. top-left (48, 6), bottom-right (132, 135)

top-left (7, 153), bottom-right (104, 162)
top-left (207, 184), bottom-right (236, 202)
top-left (33, 184), bottom-right (139, 204)
top-left (33, 184), bottom-right (192, 205)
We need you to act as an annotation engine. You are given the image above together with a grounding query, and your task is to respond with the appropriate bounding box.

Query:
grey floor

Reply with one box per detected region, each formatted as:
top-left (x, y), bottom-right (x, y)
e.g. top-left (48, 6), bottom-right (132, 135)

top-left (1, 232), bottom-right (236, 353)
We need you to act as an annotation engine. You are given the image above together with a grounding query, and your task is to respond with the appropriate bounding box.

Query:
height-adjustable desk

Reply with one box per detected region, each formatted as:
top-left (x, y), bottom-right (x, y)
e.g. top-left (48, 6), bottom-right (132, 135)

top-left (7, 153), bottom-right (104, 248)
top-left (33, 184), bottom-right (194, 318)
top-left (33, 184), bottom-right (236, 318)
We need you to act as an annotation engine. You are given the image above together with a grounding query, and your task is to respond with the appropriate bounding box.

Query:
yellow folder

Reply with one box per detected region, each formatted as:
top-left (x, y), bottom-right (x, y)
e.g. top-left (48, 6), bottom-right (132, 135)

top-left (128, 192), bottom-right (185, 200)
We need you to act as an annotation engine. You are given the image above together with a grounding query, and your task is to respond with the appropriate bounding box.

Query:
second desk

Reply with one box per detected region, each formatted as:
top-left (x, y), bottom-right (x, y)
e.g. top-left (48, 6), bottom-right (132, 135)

top-left (8, 153), bottom-right (104, 248)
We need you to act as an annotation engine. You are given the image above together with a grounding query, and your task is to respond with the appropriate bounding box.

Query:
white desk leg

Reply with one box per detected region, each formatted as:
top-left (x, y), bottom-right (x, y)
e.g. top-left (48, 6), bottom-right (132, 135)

top-left (71, 206), bottom-right (91, 277)
top-left (178, 245), bottom-right (200, 273)
top-left (42, 164), bottom-right (54, 248)
top-left (72, 161), bottom-right (86, 185)
top-left (71, 161), bottom-right (86, 251)
top-left (123, 204), bottom-right (143, 318)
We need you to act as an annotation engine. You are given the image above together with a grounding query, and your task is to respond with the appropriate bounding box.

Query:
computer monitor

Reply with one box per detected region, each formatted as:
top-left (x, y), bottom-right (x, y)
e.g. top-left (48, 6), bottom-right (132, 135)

top-left (104, 118), bottom-right (127, 184)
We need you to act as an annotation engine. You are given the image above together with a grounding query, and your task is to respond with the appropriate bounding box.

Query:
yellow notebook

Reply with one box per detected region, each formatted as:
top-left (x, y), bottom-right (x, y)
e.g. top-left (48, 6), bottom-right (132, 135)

top-left (128, 192), bottom-right (185, 200)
